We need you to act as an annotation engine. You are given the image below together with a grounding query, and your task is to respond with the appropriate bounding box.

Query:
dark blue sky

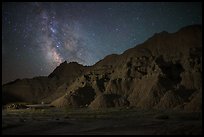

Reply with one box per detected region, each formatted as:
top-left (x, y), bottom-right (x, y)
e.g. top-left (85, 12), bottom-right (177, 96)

top-left (2, 2), bottom-right (202, 84)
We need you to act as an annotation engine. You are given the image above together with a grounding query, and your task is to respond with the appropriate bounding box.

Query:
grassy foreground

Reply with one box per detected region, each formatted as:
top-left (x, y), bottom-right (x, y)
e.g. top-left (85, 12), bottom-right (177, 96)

top-left (2, 107), bottom-right (202, 135)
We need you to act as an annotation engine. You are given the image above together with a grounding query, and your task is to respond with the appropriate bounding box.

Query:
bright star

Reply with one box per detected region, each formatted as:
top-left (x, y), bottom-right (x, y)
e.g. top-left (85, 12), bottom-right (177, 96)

top-left (50, 27), bottom-right (56, 33)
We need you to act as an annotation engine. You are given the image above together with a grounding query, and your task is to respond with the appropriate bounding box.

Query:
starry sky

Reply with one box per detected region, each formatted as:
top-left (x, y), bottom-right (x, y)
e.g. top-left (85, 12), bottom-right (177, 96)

top-left (2, 2), bottom-right (202, 84)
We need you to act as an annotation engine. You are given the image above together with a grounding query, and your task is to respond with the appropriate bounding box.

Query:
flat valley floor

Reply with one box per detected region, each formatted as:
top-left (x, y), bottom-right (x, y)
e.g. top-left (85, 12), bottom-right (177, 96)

top-left (2, 107), bottom-right (202, 135)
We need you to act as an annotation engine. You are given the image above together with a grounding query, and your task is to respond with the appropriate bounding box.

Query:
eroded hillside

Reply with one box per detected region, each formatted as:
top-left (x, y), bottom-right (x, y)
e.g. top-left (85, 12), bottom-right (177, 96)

top-left (3, 25), bottom-right (202, 112)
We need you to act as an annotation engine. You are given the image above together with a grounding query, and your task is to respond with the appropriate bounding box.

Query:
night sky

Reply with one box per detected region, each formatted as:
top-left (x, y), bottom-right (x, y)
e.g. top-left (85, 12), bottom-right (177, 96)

top-left (2, 2), bottom-right (202, 84)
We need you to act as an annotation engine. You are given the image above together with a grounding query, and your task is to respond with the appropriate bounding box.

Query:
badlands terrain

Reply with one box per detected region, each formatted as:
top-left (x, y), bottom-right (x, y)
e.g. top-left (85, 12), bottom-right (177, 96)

top-left (2, 25), bottom-right (202, 135)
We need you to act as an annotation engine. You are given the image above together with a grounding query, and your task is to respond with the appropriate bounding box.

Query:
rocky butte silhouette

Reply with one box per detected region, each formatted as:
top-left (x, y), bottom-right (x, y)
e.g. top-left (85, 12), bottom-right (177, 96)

top-left (2, 25), bottom-right (202, 112)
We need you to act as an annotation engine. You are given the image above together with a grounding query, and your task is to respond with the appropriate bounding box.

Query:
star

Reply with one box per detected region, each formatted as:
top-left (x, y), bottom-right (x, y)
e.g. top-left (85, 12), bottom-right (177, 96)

top-left (50, 27), bottom-right (56, 33)
top-left (115, 28), bottom-right (119, 31)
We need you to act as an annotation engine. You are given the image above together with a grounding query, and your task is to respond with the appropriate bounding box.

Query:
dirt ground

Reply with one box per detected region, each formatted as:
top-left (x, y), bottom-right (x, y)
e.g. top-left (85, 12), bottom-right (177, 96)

top-left (2, 107), bottom-right (202, 135)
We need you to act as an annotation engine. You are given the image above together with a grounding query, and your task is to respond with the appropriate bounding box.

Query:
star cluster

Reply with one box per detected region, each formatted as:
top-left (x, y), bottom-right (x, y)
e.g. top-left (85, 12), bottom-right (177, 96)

top-left (2, 2), bottom-right (202, 84)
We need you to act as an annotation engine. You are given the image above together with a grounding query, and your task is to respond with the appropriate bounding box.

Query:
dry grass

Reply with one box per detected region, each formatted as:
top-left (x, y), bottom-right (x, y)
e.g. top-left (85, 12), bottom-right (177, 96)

top-left (2, 107), bottom-right (202, 135)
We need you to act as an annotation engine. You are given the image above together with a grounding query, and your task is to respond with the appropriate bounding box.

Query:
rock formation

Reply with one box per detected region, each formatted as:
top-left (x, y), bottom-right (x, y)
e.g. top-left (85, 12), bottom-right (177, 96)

top-left (2, 25), bottom-right (202, 112)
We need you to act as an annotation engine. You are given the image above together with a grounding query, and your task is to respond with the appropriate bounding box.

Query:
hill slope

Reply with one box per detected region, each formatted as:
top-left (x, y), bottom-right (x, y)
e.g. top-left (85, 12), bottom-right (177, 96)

top-left (2, 25), bottom-right (202, 112)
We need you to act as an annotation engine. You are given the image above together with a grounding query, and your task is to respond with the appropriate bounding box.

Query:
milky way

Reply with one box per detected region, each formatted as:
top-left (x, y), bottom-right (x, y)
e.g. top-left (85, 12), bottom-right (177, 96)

top-left (33, 2), bottom-right (90, 67)
top-left (2, 2), bottom-right (202, 84)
